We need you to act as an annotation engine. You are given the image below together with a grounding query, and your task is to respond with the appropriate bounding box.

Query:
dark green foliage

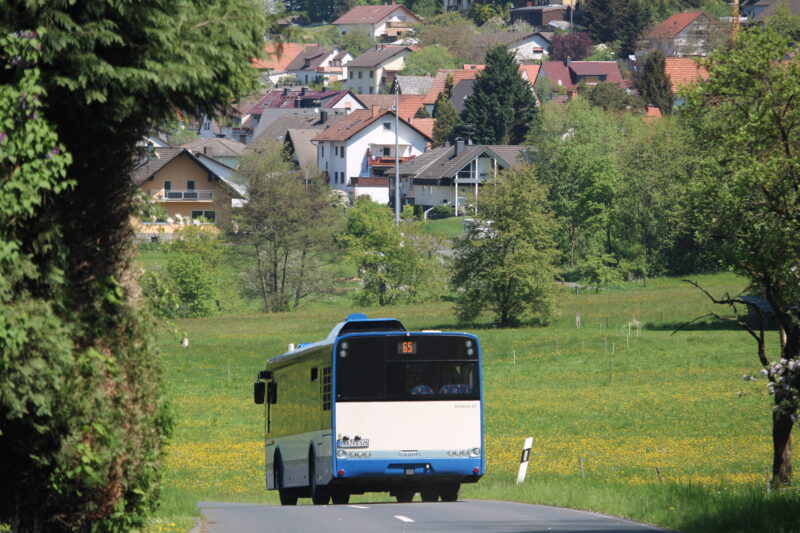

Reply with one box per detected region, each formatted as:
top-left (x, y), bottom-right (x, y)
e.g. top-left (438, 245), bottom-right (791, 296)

top-left (461, 45), bottom-right (537, 144)
top-left (451, 166), bottom-right (560, 327)
top-left (0, 0), bottom-right (268, 529)
top-left (585, 81), bottom-right (643, 111)
top-left (637, 49), bottom-right (673, 115)
top-left (582, 0), bottom-right (651, 55)
top-left (432, 97), bottom-right (461, 147)
top-left (414, 106), bottom-right (431, 118)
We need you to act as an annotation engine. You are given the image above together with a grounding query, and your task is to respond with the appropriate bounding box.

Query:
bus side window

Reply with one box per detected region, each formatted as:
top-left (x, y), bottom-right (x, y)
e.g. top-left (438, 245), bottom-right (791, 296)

top-left (311, 367), bottom-right (318, 382)
top-left (322, 366), bottom-right (332, 410)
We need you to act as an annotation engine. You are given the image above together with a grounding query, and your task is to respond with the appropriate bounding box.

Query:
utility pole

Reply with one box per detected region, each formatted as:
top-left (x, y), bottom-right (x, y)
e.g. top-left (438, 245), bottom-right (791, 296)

top-left (394, 80), bottom-right (400, 224)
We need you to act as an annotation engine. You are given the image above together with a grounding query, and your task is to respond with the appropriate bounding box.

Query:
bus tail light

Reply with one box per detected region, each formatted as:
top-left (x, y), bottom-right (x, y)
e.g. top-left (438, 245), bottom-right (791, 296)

top-left (473, 467), bottom-right (480, 474)
top-left (338, 469), bottom-right (345, 476)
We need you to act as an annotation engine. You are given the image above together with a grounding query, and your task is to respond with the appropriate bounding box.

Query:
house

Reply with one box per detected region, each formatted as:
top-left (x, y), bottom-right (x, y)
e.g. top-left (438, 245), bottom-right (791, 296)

top-left (510, 4), bottom-right (572, 29)
top-left (252, 111), bottom-right (349, 169)
top-left (284, 46), bottom-right (353, 86)
top-left (639, 11), bottom-right (717, 57)
top-left (201, 88), bottom-right (364, 145)
top-left (742, 0), bottom-right (800, 23)
top-left (663, 57), bottom-right (709, 105)
top-left (471, 31), bottom-right (554, 63)
top-left (251, 42), bottom-right (308, 85)
top-left (132, 147), bottom-right (244, 240)
top-left (423, 68), bottom-right (484, 113)
top-left (357, 94), bottom-right (429, 120)
top-left (344, 45), bottom-right (414, 95)
top-left (391, 75), bottom-right (434, 95)
top-left (539, 60), bottom-right (626, 91)
top-left (312, 106), bottom-right (433, 204)
top-left (333, 3), bottom-right (420, 42)
top-left (395, 140), bottom-right (532, 211)
top-left (182, 138), bottom-right (246, 169)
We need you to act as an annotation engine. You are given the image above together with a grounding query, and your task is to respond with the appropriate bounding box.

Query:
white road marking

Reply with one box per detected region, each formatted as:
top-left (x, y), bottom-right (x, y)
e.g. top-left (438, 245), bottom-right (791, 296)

top-left (394, 515), bottom-right (415, 523)
top-left (348, 505), bottom-right (369, 509)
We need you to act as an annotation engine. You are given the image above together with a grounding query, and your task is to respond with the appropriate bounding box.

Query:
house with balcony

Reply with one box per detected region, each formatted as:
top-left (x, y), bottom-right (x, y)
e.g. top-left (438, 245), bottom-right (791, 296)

top-left (345, 45), bottom-right (414, 95)
top-left (284, 46), bottom-right (353, 86)
top-left (333, 3), bottom-right (420, 42)
top-left (395, 141), bottom-right (533, 212)
top-left (539, 59), bottom-right (627, 91)
top-left (312, 105), bottom-right (433, 204)
top-left (132, 147), bottom-right (244, 241)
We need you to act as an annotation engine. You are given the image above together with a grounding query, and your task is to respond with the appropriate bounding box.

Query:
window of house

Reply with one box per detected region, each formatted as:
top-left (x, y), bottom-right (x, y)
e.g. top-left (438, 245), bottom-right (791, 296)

top-left (383, 122), bottom-right (391, 130)
top-left (358, 87), bottom-right (364, 94)
top-left (369, 70), bottom-right (374, 78)
top-left (358, 71), bottom-right (363, 79)
top-left (187, 180), bottom-right (195, 190)
top-left (321, 145), bottom-right (324, 157)
top-left (369, 87), bottom-right (374, 94)
top-left (334, 146), bottom-right (338, 156)
top-left (164, 181), bottom-right (171, 191)
top-left (340, 145), bottom-right (345, 158)
top-left (383, 147), bottom-right (390, 156)
top-left (191, 210), bottom-right (216, 223)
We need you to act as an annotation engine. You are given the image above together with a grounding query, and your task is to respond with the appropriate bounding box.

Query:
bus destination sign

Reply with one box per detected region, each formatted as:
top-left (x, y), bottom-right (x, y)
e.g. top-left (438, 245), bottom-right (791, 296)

top-left (398, 341), bottom-right (417, 354)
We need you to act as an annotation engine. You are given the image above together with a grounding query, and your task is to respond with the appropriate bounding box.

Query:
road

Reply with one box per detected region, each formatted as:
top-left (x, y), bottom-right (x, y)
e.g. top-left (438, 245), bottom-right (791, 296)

top-left (197, 500), bottom-right (672, 533)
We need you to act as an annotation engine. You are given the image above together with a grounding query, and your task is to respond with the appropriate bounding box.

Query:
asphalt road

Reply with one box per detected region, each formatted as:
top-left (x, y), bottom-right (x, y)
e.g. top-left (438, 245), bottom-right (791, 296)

top-left (197, 500), bottom-right (672, 533)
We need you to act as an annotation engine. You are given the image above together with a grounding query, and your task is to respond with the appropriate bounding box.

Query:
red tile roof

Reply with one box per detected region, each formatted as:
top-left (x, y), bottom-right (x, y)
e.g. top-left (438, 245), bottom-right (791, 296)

top-left (425, 69), bottom-right (483, 105)
top-left (333, 4), bottom-right (420, 25)
top-left (518, 65), bottom-right (540, 85)
top-left (645, 11), bottom-right (709, 40)
top-left (356, 94), bottom-right (428, 121)
top-left (664, 57), bottom-right (709, 92)
top-left (408, 117), bottom-right (435, 139)
top-left (312, 108), bottom-right (433, 142)
top-left (245, 89), bottom-right (351, 115)
top-left (644, 106), bottom-right (663, 120)
top-left (541, 61), bottom-right (624, 90)
top-left (251, 42), bottom-right (308, 71)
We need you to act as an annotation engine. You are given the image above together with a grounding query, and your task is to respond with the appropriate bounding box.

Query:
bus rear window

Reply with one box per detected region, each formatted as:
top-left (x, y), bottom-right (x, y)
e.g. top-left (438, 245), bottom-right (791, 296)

top-left (336, 336), bottom-right (479, 402)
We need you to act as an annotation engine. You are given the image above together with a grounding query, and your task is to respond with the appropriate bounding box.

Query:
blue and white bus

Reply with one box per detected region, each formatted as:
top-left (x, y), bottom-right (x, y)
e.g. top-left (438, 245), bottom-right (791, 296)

top-left (254, 313), bottom-right (484, 505)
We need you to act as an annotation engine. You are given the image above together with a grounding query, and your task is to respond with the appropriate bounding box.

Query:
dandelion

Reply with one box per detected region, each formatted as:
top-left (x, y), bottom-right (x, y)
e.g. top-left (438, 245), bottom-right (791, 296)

top-left (181, 337), bottom-right (189, 348)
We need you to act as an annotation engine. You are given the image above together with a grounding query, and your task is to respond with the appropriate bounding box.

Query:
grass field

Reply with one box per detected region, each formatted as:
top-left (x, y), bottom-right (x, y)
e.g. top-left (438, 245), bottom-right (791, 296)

top-left (145, 270), bottom-right (800, 533)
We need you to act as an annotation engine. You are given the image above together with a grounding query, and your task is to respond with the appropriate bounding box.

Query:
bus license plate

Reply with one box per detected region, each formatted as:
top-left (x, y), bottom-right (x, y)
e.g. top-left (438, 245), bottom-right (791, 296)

top-left (338, 439), bottom-right (369, 449)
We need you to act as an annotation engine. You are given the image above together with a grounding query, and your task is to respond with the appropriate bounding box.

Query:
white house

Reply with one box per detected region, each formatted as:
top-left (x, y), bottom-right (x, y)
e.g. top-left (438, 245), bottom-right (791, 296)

top-left (638, 11), bottom-right (718, 57)
top-left (312, 106), bottom-right (433, 204)
top-left (345, 46), bottom-right (414, 95)
top-left (333, 3), bottom-right (420, 41)
top-left (284, 46), bottom-right (353, 86)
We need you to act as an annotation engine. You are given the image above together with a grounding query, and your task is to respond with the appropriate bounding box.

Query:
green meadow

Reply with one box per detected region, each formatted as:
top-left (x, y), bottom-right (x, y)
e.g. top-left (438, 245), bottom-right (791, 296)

top-left (145, 266), bottom-right (800, 533)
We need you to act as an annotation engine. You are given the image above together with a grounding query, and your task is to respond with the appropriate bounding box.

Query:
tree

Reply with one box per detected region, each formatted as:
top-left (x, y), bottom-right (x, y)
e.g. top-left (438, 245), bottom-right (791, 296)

top-left (550, 32), bottom-right (594, 61)
top-left (414, 12), bottom-right (479, 60)
top-left (637, 49), bottom-right (673, 116)
top-left (451, 166), bottom-right (560, 327)
top-left (414, 106), bottom-right (432, 118)
top-left (400, 45), bottom-right (460, 76)
top-left (586, 81), bottom-right (643, 111)
top-left (0, 0), bottom-right (268, 529)
top-left (341, 197), bottom-right (445, 305)
top-left (682, 28), bottom-right (800, 485)
top-left (461, 45), bottom-right (537, 144)
top-left (237, 139), bottom-right (341, 312)
top-left (337, 28), bottom-right (378, 55)
top-left (432, 97), bottom-right (461, 146)
top-left (764, 1), bottom-right (800, 42)
top-left (581, 0), bottom-right (651, 55)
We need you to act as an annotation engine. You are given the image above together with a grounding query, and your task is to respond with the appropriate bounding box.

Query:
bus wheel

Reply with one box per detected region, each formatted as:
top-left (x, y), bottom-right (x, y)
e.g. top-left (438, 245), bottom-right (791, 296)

top-left (420, 489), bottom-right (439, 502)
top-left (275, 456), bottom-right (298, 506)
top-left (331, 489), bottom-right (350, 505)
top-left (440, 483), bottom-right (460, 502)
top-left (309, 450), bottom-right (331, 505)
top-left (395, 490), bottom-right (414, 503)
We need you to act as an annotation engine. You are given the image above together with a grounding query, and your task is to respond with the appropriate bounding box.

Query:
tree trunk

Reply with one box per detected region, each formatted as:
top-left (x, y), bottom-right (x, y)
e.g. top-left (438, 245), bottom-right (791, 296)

top-left (772, 406), bottom-right (793, 485)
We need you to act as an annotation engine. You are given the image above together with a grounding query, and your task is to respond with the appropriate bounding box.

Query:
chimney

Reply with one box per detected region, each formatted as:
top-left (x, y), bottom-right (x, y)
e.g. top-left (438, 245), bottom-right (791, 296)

top-left (566, 56), bottom-right (572, 68)
top-left (320, 110), bottom-right (328, 124)
top-left (455, 138), bottom-right (465, 156)
top-left (283, 87), bottom-right (290, 96)
top-left (372, 104), bottom-right (380, 118)
top-left (301, 87), bottom-right (308, 96)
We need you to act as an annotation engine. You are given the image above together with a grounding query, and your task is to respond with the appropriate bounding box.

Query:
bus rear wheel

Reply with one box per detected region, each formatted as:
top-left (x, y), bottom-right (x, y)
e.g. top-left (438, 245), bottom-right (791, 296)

top-left (309, 450), bottom-right (331, 505)
top-left (440, 483), bottom-right (460, 502)
top-left (331, 489), bottom-right (350, 505)
top-left (420, 489), bottom-right (439, 502)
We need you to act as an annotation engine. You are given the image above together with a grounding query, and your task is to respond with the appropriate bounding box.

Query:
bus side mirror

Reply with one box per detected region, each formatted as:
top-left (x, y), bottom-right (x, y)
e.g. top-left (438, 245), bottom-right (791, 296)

top-left (254, 381), bottom-right (265, 405)
top-left (267, 382), bottom-right (277, 404)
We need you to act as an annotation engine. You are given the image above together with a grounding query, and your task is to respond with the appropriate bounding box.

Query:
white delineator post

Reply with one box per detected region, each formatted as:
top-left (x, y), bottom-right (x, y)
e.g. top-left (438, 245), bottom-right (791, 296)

top-left (516, 437), bottom-right (533, 484)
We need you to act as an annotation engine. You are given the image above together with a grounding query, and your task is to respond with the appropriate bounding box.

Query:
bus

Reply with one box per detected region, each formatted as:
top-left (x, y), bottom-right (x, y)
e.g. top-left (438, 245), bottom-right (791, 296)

top-left (254, 313), bottom-right (483, 505)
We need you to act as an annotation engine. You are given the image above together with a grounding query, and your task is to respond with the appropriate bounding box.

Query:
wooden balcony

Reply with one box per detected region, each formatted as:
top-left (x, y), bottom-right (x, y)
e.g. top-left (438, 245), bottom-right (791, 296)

top-left (368, 156), bottom-right (413, 168)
